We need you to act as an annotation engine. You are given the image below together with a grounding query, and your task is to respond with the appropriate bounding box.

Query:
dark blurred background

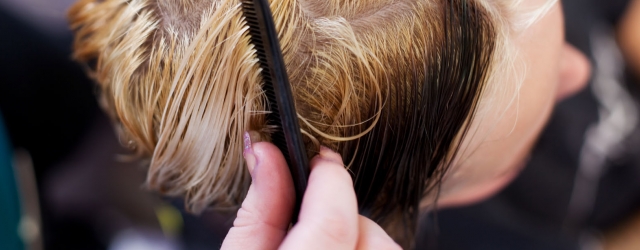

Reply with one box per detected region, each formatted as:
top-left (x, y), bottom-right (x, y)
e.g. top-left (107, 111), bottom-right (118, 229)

top-left (0, 0), bottom-right (639, 249)
top-left (0, 0), bottom-right (233, 249)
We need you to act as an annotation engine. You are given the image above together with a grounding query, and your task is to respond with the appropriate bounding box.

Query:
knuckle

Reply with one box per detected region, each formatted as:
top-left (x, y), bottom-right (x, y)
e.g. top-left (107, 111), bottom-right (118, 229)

top-left (233, 206), bottom-right (280, 232)
top-left (233, 206), bottom-right (260, 228)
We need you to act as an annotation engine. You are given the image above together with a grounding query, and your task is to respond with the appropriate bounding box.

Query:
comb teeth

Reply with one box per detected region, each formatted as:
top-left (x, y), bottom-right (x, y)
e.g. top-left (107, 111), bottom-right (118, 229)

top-left (241, 0), bottom-right (309, 224)
top-left (241, 0), bottom-right (287, 156)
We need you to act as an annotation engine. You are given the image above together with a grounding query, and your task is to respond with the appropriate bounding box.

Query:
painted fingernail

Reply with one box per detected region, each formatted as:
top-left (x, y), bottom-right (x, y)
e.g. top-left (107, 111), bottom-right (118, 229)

top-left (243, 131), bottom-right (257, 176)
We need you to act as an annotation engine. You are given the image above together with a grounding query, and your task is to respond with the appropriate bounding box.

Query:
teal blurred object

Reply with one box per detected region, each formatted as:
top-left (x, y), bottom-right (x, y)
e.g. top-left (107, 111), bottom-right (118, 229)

top-left (0, 114), bottom-right (24, 250)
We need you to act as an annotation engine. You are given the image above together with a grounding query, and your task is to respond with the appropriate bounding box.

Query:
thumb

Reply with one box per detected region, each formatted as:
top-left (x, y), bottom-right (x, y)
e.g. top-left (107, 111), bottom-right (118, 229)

top-left (221, 133), bottom-right (296, 250)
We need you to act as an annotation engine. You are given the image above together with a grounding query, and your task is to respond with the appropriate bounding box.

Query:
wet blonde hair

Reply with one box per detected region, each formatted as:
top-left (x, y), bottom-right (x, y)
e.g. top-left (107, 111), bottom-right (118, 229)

top-left (69, 0), bottom-right (556, 245)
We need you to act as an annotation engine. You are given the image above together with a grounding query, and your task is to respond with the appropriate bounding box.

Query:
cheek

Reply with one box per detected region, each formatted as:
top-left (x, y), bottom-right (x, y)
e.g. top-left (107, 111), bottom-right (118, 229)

top-left (457, 12), bottom-right (564, 179)
top-left (434, 4), bottom-right (567, 207)
top-left (481, 3), bottom-right (566, 169)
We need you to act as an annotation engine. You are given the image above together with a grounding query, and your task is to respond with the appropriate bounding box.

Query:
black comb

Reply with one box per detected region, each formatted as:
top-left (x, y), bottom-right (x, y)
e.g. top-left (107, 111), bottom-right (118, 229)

top-left (241, 0), bottom-right (310, 223)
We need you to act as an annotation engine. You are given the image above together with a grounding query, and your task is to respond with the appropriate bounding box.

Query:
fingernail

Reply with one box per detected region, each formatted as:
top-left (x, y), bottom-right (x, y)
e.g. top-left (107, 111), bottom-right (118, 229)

top-left (243, 131), bottom-right (257, 176)
top-left (319, 146), bottom-right (336, 156)
top-left (318, 145), bottom-right (343, 165)
top-left (319, 145), bottom-right (332, 153)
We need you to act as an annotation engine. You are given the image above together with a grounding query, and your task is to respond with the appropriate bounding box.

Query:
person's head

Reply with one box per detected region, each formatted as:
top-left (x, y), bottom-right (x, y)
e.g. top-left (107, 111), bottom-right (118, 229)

top-left (68, 0), bottom-right (589, 244)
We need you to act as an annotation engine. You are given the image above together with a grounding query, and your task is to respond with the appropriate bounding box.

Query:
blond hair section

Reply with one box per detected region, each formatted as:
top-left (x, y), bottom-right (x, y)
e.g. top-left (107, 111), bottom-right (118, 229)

top-left (68, 0), bottom-right (555, 216)
top-left (69, 0), bottom-right (428, 212)
top-left (70, 0), bottom-right (266, 212)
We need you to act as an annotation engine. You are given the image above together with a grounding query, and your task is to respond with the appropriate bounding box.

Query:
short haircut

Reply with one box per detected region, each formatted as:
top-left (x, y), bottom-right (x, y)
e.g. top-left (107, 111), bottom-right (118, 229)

top-left (69, 0), bottom-right (555, 245)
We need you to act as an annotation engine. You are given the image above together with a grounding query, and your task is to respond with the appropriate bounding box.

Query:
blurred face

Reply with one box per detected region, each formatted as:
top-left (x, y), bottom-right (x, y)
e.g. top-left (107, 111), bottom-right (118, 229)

top-left (430, 1), bottom-right (591, 208)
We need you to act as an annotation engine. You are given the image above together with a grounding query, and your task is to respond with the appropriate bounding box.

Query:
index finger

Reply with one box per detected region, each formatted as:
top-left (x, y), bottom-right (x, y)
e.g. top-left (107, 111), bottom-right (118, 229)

top-left (279, 147), bottom-right (360, 250)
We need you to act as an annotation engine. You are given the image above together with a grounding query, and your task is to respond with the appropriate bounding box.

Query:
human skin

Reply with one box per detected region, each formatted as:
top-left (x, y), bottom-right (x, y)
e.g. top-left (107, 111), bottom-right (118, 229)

top-left (222, 0), bottom-right (591, 249)
top-left (221, 143), bottom-right (401, 250)
top-left (431, 0), bottom-right (591, 208)
top-left (618, 0), bottom-right (640, 75)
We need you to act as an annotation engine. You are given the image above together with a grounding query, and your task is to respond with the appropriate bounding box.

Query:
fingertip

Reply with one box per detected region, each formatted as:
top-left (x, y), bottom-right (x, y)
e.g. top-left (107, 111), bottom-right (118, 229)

top-left (281, 150), bottom-right (358, 249)
top-left (310, 146), bottom-right (344, 170)
top-left (319, 145), bottom-right (343, 163)
top-left (252, 142), bottom-right (287, 164)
